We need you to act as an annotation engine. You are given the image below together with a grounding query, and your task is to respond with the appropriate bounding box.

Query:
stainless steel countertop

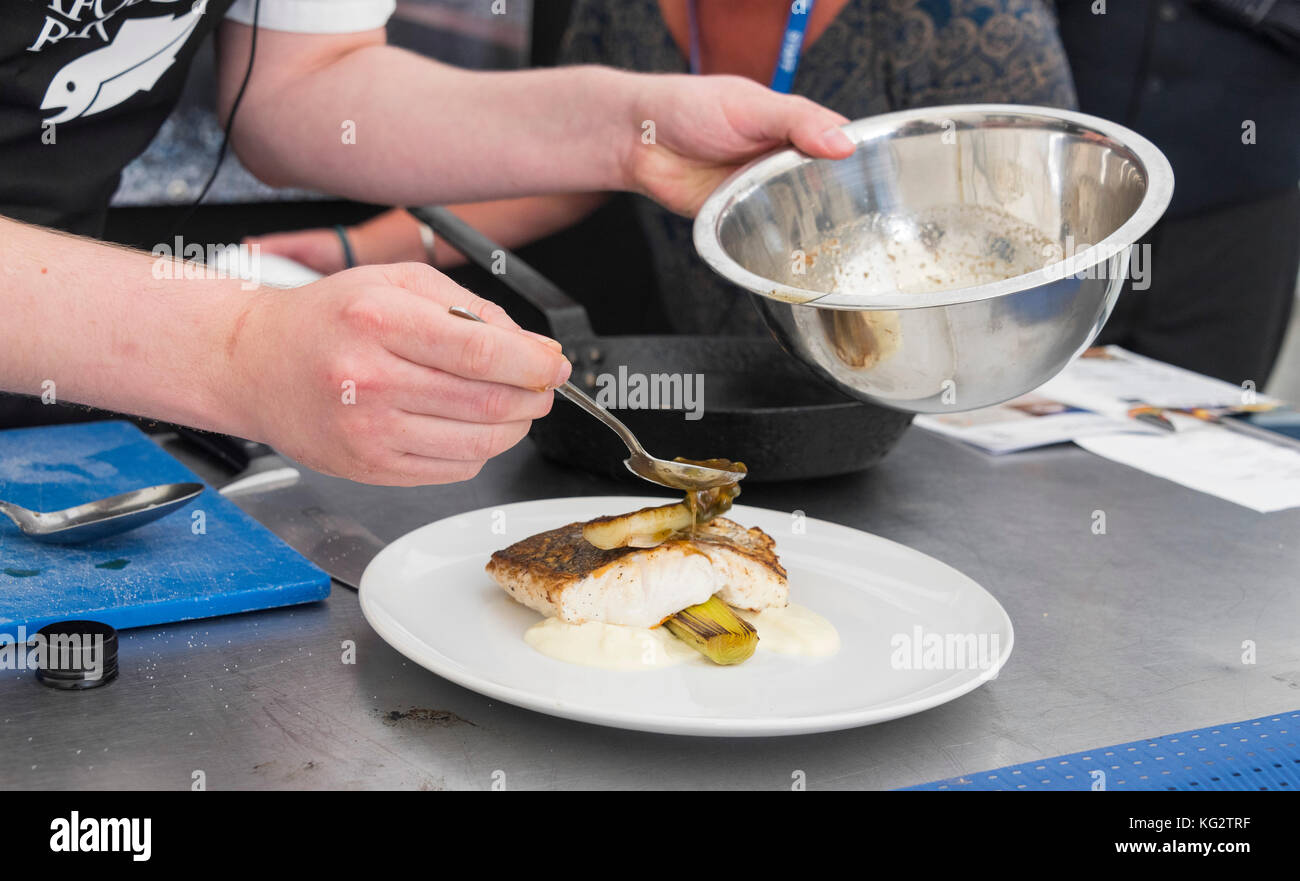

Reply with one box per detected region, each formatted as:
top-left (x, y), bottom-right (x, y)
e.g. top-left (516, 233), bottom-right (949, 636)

top-left (3, 429), bottom-right (1297, 790)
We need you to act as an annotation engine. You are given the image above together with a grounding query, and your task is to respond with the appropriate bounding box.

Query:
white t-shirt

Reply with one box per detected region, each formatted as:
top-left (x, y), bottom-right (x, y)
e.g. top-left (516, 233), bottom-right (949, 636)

top-left (225, 0), bottom-right (396, 34)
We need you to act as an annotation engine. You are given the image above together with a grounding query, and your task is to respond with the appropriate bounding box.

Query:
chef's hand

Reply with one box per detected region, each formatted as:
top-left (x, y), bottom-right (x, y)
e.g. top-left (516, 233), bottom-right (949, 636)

top-left (244, 209), bottom-right (431, 276)
top-left (245, 227), bottom-right (350, 275)
top-left (231, 262), bottom-right (568, 486)
top-left (623, 74), bottom-right (857, 216)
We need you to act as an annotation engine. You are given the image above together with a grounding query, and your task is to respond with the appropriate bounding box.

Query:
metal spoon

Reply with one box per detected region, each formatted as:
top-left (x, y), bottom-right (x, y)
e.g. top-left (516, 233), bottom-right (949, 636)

top-left (0, 482), bottom-right (204, 544)
top-left (448, 306), bottom-right (745, 491)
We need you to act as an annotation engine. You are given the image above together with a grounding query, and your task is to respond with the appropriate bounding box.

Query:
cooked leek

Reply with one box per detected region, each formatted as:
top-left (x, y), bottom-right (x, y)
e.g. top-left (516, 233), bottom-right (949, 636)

top-left (582, 476), bottom-right (745, 550)
top-left (665, 595), bottom-right (758, 665)
top-left (582, 503), bottom-right (693, 550)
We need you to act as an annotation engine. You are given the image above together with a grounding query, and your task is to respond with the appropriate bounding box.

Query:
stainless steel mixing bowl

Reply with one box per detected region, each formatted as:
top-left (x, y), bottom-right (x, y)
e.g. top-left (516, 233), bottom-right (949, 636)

top-left (693, 105), bottom-right (1174, 413)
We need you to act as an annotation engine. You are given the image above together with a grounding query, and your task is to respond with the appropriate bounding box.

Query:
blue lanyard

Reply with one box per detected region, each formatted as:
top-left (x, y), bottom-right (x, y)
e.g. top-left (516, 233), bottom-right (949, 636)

top-left (686, 0), bottom-right (815, 94)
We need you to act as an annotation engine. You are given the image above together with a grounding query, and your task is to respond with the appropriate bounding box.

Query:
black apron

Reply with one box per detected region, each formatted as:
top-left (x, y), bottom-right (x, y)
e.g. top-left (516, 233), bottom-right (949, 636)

top-left (1, 0), bottom-right (237, 237)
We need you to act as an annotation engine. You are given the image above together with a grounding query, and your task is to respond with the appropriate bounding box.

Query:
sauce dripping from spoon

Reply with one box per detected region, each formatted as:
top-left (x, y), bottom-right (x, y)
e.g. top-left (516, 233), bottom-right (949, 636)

top-left (674, 458), bottom-right (746, 538)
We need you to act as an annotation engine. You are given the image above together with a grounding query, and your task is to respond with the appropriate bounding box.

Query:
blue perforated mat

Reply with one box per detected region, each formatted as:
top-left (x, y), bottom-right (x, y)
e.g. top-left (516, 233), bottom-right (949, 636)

top-left (909, 711), bottom-right (1300, 791)
top-left (0, 421), bottom-right (330, 637)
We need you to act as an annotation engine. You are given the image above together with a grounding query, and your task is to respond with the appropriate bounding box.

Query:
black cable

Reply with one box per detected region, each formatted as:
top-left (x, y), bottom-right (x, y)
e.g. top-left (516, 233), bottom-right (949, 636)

top-left (170, 0), bottom-right (261, 237)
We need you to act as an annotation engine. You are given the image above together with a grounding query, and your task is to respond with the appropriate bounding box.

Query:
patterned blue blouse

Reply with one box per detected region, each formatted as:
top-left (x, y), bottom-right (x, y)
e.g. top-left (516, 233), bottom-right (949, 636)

top-left (560, 0), bottom-right (1078, 334)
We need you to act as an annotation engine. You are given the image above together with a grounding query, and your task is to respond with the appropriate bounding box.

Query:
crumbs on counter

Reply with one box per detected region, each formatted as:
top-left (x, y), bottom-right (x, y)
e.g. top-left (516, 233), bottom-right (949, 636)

top-left (374, 707), bottom-right (476, 728)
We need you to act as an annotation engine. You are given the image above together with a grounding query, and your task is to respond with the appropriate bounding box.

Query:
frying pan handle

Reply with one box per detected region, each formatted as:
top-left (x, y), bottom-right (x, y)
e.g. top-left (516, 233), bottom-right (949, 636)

top-left (408, 205), bottom-right (594, 341)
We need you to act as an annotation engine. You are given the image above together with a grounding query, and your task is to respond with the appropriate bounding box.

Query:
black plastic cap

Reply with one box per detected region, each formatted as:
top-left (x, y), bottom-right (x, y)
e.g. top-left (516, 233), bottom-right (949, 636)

top-left (34, 620), bottom-right (118, 690)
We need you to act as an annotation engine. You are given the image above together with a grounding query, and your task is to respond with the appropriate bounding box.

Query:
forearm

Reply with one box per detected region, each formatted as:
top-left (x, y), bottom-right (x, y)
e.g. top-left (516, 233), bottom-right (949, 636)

top-left (226, 28), bottom-right (640, 204)
top-left (354, 194), bottom-right (607, 268)
top-left (440, 193), bottom-right (610, 266)
top-left (0, 219), bottom-right (256, 435)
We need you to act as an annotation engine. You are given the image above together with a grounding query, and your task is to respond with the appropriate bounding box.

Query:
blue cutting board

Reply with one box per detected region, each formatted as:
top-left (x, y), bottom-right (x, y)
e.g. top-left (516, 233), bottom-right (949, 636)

top-left (0, 421), bottom-right (330, 640)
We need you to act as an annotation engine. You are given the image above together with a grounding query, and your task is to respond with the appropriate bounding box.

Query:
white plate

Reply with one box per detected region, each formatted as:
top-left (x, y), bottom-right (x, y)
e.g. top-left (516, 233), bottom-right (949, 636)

top-left (359, 497), bottom-right (1014, 737)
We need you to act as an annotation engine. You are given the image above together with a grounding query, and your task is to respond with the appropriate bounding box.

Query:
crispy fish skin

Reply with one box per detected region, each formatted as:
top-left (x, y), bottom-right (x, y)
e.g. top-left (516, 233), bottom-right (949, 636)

top-left (487, 517), bottom-right (788, 628)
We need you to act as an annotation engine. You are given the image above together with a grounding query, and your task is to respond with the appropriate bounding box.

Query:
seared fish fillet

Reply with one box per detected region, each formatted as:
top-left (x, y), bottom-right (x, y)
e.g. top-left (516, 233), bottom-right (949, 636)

top-left (487, 517), bottom-right (788, 628)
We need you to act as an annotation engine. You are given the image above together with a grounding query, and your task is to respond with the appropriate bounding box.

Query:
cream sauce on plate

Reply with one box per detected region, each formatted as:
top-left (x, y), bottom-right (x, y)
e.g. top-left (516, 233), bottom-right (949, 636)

top-left (736, 604), bottom-right (841, 657)
top-left (525, 603), bottom-right (839, 669)
top-left (524, 619), bottom-right (698, 670)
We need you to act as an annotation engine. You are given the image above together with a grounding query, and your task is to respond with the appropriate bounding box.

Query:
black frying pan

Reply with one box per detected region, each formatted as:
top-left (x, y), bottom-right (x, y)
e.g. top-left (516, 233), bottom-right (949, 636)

top-left (409, 206), bottom-right (912, 483)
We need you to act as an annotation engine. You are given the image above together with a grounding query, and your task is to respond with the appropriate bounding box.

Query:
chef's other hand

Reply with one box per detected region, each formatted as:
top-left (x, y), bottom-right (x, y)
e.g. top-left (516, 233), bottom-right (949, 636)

top-left (244, 227), bottom-right (351, 275)
top-left (231, 262), bottom-right (568, 486)
top-left (243, 208), bottom-right (431, 276)
top-left (624, 74), bottom-right (856, 216)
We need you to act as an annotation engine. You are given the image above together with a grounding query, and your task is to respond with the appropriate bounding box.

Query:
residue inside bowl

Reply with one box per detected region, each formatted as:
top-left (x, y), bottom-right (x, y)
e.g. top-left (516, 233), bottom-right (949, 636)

top-left (804, 204), bottom-right (1060, 299)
